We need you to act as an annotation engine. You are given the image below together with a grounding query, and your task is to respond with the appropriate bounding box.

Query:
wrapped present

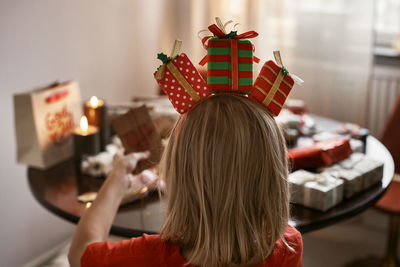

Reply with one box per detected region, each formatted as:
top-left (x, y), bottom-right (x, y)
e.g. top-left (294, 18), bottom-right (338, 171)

top-left (337, 123), bottom-right (369, 153)
top-left (205, 37), bottom-right (254, 93)
top-left (154, 40), bottom-right (210, 114)
top-left (250, 57), bottom-right (294, 116)
top-left (288, 137), bottom-right (353, 170)
top-left (353, 157), bottom-right (384, 190)
top-left (313, 132), bottom-right (343, 143)
top-left (335, 152), bottom-right (384, 190)
top-left (337, 152), bottom-right (365, 169)
top-left (110, 105), bottom-right (162, 174)
top-left (285, 99), bottom-right (308, 115)
top-left (322, 167), bottom-right (363, 199)
top-left (275, 109), bottom-right (301, 131)
top-left (199, 19), bottom-right (259, 94)
top-left (350, 139), bottom-right (364, 153)
top-left (289, 170), bottom-right (344, 212)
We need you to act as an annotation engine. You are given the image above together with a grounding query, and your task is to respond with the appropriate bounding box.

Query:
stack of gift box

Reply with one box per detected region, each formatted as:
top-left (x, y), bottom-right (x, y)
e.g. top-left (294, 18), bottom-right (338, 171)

top-left (279, 105), bottom-right (381, 212)
top-left (289, 152), bottom-right (384, 212)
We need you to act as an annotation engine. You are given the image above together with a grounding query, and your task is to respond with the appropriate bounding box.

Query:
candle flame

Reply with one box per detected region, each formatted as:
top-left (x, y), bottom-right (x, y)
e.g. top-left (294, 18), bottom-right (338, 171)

top-left (80, 116), bottom-right (89, 131)
top-left (86, 202), bottom-right (92, 208)
top-left (90, 96), bottom-right (99, 108)
top-left (140, 187), bottom-right (148, 194)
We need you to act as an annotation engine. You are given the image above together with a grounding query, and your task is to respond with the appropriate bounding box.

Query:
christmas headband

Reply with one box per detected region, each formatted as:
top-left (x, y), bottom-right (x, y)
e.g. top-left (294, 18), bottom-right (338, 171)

top-left (154, 18), bottom-right (303, 116)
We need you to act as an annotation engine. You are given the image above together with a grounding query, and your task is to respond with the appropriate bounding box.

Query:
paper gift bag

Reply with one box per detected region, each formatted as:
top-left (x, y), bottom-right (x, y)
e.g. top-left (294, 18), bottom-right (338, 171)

top-left (14, 81), bottom-right (82, 169)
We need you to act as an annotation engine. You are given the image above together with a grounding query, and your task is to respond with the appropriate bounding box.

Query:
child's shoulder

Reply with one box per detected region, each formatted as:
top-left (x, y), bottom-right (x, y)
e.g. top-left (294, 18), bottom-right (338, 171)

top-left (81, 234), bottom-right (182, 267)
top-left (261, 226), bottom-right (303, 267)
top-left (283, 225), bottom-right (302, 244)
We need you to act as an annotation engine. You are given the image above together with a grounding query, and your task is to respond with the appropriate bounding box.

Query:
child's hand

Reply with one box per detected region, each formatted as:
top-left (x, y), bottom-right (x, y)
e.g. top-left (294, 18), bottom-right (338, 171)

top-left (69, 150), bottom-right (150, 267)
top-left (107, 151), bottom-right (150, 192)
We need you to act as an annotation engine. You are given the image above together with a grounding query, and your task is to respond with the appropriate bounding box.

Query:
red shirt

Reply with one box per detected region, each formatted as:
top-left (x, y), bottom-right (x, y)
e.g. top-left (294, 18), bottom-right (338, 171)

top-left (81, 225), bottom-right (302, 267)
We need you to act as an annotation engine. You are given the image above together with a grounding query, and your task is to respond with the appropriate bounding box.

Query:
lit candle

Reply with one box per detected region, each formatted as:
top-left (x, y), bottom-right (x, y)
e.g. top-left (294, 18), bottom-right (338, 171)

top-left (83, 96), bottom-right (110, 150)
top-left (73, 115), bottom-right (100, 162)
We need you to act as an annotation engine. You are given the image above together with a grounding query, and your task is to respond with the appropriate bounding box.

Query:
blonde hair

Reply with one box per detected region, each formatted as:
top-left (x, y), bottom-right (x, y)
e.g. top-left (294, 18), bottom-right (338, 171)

top-left (160, 94), bottom-right (289, 267)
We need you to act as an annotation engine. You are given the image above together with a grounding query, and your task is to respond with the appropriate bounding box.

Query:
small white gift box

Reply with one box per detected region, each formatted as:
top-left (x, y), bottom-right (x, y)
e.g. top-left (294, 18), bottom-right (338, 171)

top-left (322, 167), bottom-right (363, 199)
top-left (353, 158), bottom-right (384, 190)
top-left (289, 170), bottom-right (344, 212)
top-left (337, 153), bottom-right (384, 190)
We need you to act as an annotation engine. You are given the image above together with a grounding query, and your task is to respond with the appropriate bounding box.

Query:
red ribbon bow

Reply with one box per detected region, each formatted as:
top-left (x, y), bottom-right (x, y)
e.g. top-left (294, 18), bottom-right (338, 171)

top-left (201, 23), bottom-right (259, 49)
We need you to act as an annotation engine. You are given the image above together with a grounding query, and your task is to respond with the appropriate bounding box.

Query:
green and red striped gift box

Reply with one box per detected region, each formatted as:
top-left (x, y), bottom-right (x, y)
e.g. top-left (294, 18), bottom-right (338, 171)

top-left (206, 37), bottom-right (254, 93)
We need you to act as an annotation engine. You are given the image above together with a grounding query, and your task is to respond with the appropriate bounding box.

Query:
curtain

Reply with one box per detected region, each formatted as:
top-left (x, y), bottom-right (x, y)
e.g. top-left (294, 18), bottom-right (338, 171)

top-left (158, 0), bottom-right (374, 125)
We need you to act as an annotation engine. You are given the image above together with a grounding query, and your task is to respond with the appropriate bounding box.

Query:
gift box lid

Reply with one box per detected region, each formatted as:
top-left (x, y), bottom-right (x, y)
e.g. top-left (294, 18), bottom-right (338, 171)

top-left (338, 152), bottom-right (365, 169)
top-left (353, 157), bottom-right (384, 173)
top-left (288, 170), bottom-right (316, 185)
top-left (289, 170), bottom-right (343, 192)
top-left (305, 173), bottom-right (344, 192)
top-left (325, 168), bottom-right (362, 181)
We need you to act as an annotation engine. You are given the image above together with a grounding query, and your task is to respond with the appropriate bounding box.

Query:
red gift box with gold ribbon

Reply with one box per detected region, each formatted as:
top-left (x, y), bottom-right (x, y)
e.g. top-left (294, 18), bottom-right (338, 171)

top-left (250, 58), bottom-right (294, 116)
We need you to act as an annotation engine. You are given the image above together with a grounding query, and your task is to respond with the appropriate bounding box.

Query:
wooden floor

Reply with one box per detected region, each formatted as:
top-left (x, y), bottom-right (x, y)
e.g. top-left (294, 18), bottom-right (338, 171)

top-left (29, 209), bottom-right (396, 267)
top-left (303, 210), bottom-right (391, 267)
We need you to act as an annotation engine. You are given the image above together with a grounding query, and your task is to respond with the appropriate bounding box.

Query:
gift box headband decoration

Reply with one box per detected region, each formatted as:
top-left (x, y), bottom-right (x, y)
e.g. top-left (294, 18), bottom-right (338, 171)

top-left (249, 51), bottom-right (303, 116)
top-left (154, 17), bottom-right (303, 116)
top-left (154, 40), bottom-right (210, 114)
top-left (199, 17), bottom-right (260, 95)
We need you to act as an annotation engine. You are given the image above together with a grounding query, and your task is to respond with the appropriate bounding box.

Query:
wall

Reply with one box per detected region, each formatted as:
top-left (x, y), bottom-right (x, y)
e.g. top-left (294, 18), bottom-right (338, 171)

top-left (0, 1), bottom-right (165, 266)
top-left (252, 0), bottom-right (375, 126)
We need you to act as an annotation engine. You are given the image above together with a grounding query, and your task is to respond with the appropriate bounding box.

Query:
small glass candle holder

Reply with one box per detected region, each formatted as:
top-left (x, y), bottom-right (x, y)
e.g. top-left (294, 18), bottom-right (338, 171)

top-left (73, 116), bottom-right (100, 164)
top-left (83, 96), bottom-right (110, 150)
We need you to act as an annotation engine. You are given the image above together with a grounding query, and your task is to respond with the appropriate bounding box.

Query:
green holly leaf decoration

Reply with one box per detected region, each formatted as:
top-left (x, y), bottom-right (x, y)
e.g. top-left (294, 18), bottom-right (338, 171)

top-left (227, 31), bottom-right (237, 38)
top-left (157, 53), bottom-right (170, 64)
top-left (282, 66), bottom-right (289, 76)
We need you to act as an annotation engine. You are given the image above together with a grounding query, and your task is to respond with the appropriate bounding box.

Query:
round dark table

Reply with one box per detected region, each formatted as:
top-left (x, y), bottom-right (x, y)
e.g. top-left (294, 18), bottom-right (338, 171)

top-left (28, 116), bottom-right (394, 236)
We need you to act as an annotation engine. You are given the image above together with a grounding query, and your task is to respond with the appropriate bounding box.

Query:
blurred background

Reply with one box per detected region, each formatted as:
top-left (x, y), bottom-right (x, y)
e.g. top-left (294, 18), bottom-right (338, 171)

top-left (1, 0), bottom-right (400, 266)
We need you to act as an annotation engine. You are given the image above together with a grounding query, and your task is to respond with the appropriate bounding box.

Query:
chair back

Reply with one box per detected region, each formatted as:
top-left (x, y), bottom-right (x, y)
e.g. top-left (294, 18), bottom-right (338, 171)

top-left (380, 93), bottom-right (400, 174)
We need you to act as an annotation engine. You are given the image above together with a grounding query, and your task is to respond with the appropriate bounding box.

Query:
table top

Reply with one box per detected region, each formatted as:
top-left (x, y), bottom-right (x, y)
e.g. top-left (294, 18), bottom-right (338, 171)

top-left (27, 116), bottom-right (395, 236)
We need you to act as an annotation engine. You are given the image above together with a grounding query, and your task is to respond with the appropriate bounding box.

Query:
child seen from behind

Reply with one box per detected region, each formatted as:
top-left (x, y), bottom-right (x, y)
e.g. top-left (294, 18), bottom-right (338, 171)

top-left (69, 94), bottom-right (303, 267)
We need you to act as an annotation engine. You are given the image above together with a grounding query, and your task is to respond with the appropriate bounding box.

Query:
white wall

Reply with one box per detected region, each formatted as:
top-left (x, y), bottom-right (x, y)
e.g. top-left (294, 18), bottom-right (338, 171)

top-left (252, 0), bottom-right (374, 126)
top-left (0, 1), bottom-right (166, 266)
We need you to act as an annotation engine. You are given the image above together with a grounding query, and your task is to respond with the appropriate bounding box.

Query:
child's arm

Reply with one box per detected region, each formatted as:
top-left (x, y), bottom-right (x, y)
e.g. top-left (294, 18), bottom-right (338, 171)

top-left (68, 151), bottom-right (149, 267)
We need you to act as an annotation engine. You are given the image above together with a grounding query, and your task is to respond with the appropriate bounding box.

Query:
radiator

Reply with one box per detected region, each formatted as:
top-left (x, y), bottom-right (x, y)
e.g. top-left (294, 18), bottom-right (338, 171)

top-left (367, 63), bottom-right (400, 137)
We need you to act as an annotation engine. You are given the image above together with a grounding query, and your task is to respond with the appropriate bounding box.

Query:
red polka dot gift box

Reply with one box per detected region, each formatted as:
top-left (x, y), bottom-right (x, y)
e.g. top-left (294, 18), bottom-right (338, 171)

top-left (154, 52), bottom-right (210, 114)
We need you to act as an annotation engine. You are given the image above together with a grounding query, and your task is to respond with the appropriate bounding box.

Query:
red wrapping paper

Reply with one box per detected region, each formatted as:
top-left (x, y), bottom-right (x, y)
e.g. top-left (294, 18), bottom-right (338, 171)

top-left (288, 137), bottom-right (353, 170)
top-left (154, 53), bottom-right (210, 114)
top-left (205, 38), bottom-right (254, 93)
top-left (250, 60), bottom-right (294, 116)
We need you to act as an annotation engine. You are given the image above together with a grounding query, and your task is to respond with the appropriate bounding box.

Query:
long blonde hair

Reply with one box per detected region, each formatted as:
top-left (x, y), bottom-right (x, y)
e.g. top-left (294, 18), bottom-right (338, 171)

top-left (160, 94), bottom-right (289, 267)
